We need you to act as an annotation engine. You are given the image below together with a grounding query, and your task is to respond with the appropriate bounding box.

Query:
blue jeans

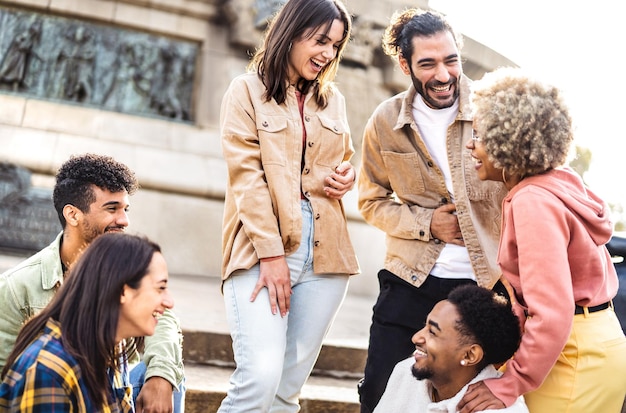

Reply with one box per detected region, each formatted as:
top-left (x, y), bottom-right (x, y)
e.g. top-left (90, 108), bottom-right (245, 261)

top-left (130, 361), bottom-right (186, 412)
top-left (218, 200), bottom-right (350, 413)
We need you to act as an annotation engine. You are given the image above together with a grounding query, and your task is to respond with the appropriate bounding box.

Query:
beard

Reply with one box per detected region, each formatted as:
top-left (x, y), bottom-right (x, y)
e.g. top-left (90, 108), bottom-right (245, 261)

top-left (411, 71), bottom-right (458, 109)
top-left (81, 221), bottom-right (101, 245)
top-left (411, 363), bottom-right (433, 381)
top-left (81, 221), bottom-right (124, 245)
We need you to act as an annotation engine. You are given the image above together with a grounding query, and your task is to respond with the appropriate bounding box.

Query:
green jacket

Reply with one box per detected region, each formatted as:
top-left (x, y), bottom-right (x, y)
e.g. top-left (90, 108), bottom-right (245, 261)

top-left (0, 232), bottom-right (184, 389)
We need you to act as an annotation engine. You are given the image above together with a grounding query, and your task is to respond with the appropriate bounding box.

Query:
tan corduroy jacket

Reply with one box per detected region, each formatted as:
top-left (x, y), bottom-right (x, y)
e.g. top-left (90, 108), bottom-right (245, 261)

top-left (220, 73), bottom-right (360, 279)
top-left (358, 75), bottom-right (506, 289)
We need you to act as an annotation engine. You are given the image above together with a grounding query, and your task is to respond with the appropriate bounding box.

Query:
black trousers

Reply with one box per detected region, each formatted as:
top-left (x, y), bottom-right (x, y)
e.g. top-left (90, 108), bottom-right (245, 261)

top-left (357, 269), bottom-right (509, 413)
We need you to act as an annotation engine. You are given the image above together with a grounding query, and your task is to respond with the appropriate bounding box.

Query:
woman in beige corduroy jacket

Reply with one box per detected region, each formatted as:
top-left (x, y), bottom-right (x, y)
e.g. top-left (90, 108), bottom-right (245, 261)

top-left (217, 0), bottom-right (360, 411)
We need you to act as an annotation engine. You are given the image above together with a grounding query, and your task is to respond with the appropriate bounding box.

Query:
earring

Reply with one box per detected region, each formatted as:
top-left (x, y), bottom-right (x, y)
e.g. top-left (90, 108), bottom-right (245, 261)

top-left (288, 42), bottom-right (292, 52)
top-left (501, 168), bottom-right (508, 185)
top-left (460, 360), bottom-right (467, 366)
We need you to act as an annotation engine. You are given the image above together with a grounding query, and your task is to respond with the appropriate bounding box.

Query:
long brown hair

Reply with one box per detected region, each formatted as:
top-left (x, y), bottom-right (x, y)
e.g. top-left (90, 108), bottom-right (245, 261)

top-left (1, 233), bottom-right (161, 408)
top-left (248, 0), bottom-right (352, 107)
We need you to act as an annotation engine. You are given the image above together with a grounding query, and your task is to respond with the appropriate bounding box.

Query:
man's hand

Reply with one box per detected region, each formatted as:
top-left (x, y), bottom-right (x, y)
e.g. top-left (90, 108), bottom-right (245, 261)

top-left (135, 376), bottom-right (174, 413)
top-left (324, 161), bottom-right (355, 199)
top-left (456, 381), bottom-right (505, 413)
top-left (252, 256), bottom-right (291, 317)
top-left (430, 203), bottom-right (464, 246)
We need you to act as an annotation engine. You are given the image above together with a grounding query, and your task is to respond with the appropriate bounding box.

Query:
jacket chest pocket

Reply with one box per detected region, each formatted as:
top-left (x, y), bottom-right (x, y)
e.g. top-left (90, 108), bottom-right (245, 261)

top-left (257, 117), bottom-right (288, 166)
top-left (381, 151), bottom-right (426, 195)
top-left (308, 114), bottom-right (348, 168)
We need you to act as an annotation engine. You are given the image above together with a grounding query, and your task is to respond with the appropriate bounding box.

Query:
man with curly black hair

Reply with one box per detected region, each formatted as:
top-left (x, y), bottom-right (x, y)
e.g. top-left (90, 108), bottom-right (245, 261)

top-left (0, 153), bottom-right (186, 412)
top-left (374, 284), bottom-right (528, 412)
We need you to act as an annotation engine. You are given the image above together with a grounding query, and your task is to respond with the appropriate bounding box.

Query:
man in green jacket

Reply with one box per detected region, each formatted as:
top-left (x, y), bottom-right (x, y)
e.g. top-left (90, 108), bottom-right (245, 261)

top-left (0, 153), bottom-right (185, 412)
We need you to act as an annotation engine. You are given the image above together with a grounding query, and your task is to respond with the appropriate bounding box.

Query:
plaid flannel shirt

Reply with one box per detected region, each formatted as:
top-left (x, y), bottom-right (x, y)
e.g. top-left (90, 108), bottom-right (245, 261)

top-left (0, 318), bottom-right (133, 412)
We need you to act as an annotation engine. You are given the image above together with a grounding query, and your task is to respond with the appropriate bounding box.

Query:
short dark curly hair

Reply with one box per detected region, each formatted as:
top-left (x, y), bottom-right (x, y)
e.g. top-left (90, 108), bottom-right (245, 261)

top-left (447, 284), bottom-right (521, 368)
top-left (471, 67), bottom-right (574, 177)
top-left (52, 153), bottom-right (138, 228)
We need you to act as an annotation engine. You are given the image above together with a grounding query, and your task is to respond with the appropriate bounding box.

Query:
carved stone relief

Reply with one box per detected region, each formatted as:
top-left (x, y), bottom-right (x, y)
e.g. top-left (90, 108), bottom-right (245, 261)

top-left (0, 162), bottom-right (60, 254)
top-left (0, 7), bottom-right (198, 121)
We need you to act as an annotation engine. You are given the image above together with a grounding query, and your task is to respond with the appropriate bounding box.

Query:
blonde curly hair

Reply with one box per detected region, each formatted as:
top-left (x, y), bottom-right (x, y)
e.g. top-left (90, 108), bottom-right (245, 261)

top-left (471, 67), bottom-right (573, 177)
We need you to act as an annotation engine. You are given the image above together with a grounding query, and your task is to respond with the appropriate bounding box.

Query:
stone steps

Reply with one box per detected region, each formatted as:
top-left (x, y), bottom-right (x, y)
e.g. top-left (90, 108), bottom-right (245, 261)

top-left (168, 274), bottom-right (375, 412)
top-left (182, 330), bottom-right (367, 379)
top-left (183, 363), bottom-right (361, 413)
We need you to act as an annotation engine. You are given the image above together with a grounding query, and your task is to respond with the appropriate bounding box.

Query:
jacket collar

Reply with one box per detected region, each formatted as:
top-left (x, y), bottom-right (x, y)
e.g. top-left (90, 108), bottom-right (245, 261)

top-left (41, 231), bottom-right (65, 290)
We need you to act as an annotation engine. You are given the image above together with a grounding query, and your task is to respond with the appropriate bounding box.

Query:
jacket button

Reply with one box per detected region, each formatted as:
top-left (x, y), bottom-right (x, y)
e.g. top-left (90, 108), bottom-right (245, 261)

top-left (441, 197), bottom-right (448, 204)
top-left (427, 161), bottom-right (433, 167)
top-left (303, 168), bottom-right (310, 174)
top-left (315, 213), bottom-right (320, 220)
top-left (305, 116), bottom-right (310, 122)
top-left (411, 275), bottom-right (418, 281)
top-left (262, 121), bottom-right (268, 127)
top-left (304, 192), bottom-right (310, 198)
top-left (314, 240), bottom-right (320, 247)
top-left (308, 141), bottom-right (314, 147)
top-left (434, 238), bottom-right (441, 244)
top-left (333, 126), bottom-right (339, 132)
top-left (419, 230), bottom-right (425, 237)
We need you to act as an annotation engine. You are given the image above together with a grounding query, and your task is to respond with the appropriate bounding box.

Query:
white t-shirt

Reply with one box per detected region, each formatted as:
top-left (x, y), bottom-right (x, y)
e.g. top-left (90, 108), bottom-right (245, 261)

top-left (412, 94), bottom-right (474, 280)
top-left (374, 357), bottom-right (529, 413)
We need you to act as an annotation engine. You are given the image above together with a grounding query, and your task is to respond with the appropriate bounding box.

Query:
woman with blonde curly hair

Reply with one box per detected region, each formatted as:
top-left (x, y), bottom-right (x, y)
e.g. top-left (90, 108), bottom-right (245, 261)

top-left (458, 67), bottom-right (626, 413)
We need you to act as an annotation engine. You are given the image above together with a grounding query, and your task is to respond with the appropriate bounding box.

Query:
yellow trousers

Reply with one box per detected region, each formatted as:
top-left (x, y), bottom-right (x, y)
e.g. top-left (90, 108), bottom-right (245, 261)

top-left (525, 307), bottom-right (626, 413)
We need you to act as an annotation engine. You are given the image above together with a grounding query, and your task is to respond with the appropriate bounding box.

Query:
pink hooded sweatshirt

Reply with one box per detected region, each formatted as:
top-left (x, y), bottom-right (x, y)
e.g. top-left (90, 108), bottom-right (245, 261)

top-left (484, 167), bottom-right (618, 406)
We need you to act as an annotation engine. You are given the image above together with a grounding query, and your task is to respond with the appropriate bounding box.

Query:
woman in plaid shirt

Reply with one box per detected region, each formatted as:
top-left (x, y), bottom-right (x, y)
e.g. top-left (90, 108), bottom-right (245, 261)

top-left (0, 233), bottom-right (174, 412)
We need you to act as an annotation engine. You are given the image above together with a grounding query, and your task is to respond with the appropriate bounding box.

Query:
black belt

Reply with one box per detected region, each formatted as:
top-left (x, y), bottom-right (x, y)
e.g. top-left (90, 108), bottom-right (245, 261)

top-left (574, 302), bottom-right (610, 315)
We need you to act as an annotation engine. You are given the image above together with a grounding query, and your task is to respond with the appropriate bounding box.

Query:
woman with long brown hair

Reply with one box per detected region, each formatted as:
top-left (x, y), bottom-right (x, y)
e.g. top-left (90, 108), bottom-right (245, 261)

top-left (218, 0), bottom-right (359, 410)
top-left (0, 233), bottom-right (174, 412)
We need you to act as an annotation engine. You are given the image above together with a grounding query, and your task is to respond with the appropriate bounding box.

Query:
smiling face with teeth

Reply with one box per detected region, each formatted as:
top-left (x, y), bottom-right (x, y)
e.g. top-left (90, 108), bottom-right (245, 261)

top-left (410, 299), bottom-right (477, 399)
top-left (398, 30), bottom-right (461, 109)
top-left (466, 124), bottom-right (505, 185)
top-left (287, 18), bottom-right (345, 85)
top-left (117, 252), bottom-right (174, 341)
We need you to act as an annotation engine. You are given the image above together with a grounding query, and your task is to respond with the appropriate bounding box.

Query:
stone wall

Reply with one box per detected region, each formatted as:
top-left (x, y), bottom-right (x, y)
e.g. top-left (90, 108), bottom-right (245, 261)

top-left (0, 0), bottom-right (515, 297)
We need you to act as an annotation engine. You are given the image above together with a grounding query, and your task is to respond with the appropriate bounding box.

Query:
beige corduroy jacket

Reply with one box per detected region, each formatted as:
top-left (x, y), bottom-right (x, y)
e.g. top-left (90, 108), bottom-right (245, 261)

top-left (220, 73), bottom-right (360, 280)
top-left (358, 75), bottom-right (506, 289)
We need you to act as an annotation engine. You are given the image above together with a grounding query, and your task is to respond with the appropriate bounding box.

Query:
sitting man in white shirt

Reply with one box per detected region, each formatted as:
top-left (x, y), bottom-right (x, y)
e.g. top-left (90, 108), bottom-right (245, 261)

top-left (374, 284), bottom-right (528, 412)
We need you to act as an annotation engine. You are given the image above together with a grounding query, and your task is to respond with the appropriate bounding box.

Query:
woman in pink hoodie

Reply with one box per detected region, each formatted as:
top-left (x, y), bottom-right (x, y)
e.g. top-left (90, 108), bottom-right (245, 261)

top-left (458, 67), bottom-right (626, 413)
